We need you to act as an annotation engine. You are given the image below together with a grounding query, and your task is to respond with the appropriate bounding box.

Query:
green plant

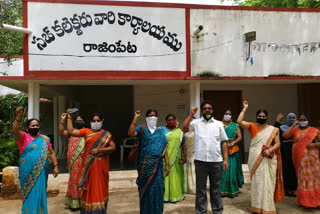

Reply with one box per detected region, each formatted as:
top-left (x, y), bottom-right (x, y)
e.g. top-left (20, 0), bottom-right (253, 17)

top-left (0, 132), bottom-right (19, 171)
top-left (0, 93), bottom-right (28, 135)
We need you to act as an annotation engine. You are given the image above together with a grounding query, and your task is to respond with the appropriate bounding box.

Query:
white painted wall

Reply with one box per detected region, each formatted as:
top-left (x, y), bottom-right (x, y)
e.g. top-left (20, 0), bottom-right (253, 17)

top-left (134, 84), bottom-right (190, 126)
top-left (190, 9), bottom-right (320, 77)
top-left (201, 83), bottom-right (299, 154)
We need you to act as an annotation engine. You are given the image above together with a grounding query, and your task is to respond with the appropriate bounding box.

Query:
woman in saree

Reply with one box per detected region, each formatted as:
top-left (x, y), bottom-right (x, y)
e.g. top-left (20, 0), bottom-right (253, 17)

top-left (66, 113), bottom-right (116, 214)
top-left (273, 113), bottom-right (297, 196)
top-left (160, 114), bottom-right (187, 202)
top-left (13, 107), bottom-right (59, 214)
top-left (221, 109), bottom-right (243, 198)
top-left (59, 113), bottom-right (86, 210)
top-left (282, 113), bottom-right (320, 207)
top-left (184, 130), bottom-right (196, 195)
top-left (128, 109), bottom-right (170, 214)
top-left (237, 101), bottom-right (284, 214)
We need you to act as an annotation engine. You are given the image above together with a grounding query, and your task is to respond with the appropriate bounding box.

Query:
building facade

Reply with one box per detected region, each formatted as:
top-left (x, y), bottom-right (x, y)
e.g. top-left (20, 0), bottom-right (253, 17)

top-left (1, 0), bottom-right (320, 169)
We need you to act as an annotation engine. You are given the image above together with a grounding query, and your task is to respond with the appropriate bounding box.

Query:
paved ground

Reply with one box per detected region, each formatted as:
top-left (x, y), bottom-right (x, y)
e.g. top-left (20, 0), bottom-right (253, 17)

top-left (1, 184), bottom-right (320, 214)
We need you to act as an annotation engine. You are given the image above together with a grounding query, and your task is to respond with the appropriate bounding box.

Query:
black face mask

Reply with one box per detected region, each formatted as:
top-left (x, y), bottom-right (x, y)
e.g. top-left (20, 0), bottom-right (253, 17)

top-left (28, 128), bottom-right (39, 136)
top-left (256, 118), bottom-right (267, 124)
top-left (75, 122), bottom-right (85, 129)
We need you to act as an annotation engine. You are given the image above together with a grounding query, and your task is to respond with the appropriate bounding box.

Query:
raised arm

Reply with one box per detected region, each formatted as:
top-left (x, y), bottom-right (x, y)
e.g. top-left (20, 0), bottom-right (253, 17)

top-left (13, 107), bottom-right (24, 141)
top-left (237, 101), bottom-right (251, 130)
top-left (128, 110), bottom-right (140, 137)
top-left (182, 107), bottom-right (198, 132)
top-left (282, 120), bottom-right (298, 139)
top-left (59, 113), bottom-right (68, 137)
top-left (66, 114), bottom-right (81, 137)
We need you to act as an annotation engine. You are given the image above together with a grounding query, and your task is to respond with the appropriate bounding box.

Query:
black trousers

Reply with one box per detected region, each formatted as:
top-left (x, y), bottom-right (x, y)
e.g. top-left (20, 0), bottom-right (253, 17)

top-left (194, 160), bottom-right (223, 214)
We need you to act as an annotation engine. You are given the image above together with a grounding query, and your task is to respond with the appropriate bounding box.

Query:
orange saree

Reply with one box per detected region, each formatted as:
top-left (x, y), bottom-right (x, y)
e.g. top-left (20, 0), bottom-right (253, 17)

top-left (78, 129), bottom-right (114, 214)
top-left (292, 127), bottom-right (320, 208)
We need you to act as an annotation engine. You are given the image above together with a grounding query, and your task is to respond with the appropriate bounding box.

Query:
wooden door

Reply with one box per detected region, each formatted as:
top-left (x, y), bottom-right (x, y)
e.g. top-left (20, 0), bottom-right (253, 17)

top-left (203, 90), bottom-right (244, 162)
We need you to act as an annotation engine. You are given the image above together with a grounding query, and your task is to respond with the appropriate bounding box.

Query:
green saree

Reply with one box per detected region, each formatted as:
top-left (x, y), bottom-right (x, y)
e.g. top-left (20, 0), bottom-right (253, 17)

top-left (163, 128), bottom-right (186, 202)
top-left (221, 122), bottom-right (244, 197)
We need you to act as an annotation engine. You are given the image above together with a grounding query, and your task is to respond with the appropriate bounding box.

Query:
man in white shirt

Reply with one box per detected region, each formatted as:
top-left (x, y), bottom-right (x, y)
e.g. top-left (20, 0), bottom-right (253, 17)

top-left (182, 101), bottom-right (229, 214)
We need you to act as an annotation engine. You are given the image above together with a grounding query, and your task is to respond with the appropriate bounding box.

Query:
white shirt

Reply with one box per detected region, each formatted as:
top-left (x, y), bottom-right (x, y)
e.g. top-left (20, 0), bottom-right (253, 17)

top-left (189, 117), bottom-right (228, 162)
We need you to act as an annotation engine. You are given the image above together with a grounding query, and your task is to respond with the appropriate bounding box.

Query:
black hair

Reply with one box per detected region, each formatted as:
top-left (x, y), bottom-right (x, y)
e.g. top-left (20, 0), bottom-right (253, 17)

top-left (145, 109), bottom-right (158, 117)
top-left (256, 109), bottom-right (268, 117)
top-left (91, 113), bottom-right (104, 121)
top-left (224, 109), bottom-right (232, 114)
top-left (298, 113), bottom-right (308, 120)
top-left (75, 115), bottom-right (85, 122)
top-left (26, 118), bottom-right (39, 128)
top-left (165, 113), bottom-right (176, 121)
top-left (200, 101), bottom-right (213, 110)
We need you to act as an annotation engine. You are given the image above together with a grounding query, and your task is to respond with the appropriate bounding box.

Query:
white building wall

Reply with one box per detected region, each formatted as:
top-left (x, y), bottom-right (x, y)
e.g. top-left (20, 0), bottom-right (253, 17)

top-left (190, 9), bottom-right (320, 77)
top-left (201, 83), bottom-right (298, 155)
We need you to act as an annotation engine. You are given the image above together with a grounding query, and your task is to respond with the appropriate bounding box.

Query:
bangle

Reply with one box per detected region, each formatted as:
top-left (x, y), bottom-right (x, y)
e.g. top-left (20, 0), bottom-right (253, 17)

top-left (15, 118), bottom-right (21, 122)
top-left (54, 164), bottom-right (58, 167)
top-left (131, 122), bottom-right (136, 126)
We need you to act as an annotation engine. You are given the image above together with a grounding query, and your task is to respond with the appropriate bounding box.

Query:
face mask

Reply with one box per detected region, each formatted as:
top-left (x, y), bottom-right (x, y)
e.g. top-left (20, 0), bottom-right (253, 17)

top-left (203, 113), bottom-right (213, 121)
top-left (146, 116), bottom-right (157, 134)
top-left (223, 115), bottom-right (232, 122)
top-left (75, 122), bottom-right (85, 129)
top-left (91, 122), bottom-right (102, 131)
top-left (299, 121), bottom-right (308, 127)
top-left (287, 119), bottom-right (296, 127)
top-left (167, 120), bottom-right (176, 128)
top-left (256, 118), bottom-right (267, 124)
top-left (28, 128), bottom-right (39, 136)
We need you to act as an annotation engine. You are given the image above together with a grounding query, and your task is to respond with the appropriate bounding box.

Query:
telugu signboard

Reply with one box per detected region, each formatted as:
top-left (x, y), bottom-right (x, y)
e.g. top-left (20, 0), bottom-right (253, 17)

top-left (27, 2), bottom-right (187, 72)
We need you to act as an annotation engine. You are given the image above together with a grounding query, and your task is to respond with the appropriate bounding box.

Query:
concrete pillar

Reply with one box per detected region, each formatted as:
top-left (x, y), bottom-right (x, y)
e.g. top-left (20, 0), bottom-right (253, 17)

top-left (189, 81), bottom-right (201, 118)
top-left (53, 96), bottom-right (58, 154)
top-left (28, 82), bottom-right (40, 119)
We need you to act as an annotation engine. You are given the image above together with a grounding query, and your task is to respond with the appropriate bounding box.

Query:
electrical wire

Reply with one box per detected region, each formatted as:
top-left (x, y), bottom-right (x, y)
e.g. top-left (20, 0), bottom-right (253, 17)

top-left (0, 36), bottom-right (240, 59)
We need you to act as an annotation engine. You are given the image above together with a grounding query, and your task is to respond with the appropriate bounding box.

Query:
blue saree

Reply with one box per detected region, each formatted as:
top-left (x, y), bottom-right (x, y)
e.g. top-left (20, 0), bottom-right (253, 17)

top-left (19, 136), bottom-right (50, 214)
top-left (135, 125), bottom-right (168, 214)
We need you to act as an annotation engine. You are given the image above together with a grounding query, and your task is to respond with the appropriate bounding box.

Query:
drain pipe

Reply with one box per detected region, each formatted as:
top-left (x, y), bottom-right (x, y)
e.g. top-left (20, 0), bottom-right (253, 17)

top-left (0, 23), bottom-right (32, 34)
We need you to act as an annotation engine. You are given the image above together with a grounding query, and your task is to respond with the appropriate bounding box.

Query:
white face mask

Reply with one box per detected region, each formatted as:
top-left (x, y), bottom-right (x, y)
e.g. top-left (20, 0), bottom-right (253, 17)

top-left (91, 122), bottom-right (103, 131)
top-left (146, 116), bottom-right (158, 134)
top-left (299, 121), bottom-right (308, 128)
top-left (223, 114), bottom-right (232, 122)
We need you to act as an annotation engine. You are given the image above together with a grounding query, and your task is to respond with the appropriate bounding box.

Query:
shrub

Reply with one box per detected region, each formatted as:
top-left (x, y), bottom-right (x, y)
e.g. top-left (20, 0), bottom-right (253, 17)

top-left (0, 132), bottom-right (19, 171)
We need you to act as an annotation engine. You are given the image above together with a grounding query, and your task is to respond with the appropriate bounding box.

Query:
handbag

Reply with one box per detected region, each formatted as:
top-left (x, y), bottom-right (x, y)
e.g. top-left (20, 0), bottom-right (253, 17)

top-left (228, 145), bottom-right (239, 155)
top-left (261, 145), bottom-right (274, 159)
top-left (128, 125), bottom-right (145, 162)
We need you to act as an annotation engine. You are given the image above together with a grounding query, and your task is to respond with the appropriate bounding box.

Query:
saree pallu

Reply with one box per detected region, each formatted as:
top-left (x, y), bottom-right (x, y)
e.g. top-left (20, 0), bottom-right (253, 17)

top-left (184, 132), bottom-right (196, 195)
top-left (247, 126), bottom-right (284, 214)
top-left (292, 127), bottom-right (320, 207)
top-left (221, 123), bottom-right (244, 197)
top-left (136, 126), bottom-right (168, 214)
top-left (19, 136), bottom-right (49, 214)
top-left (78, 131), bottom-right (113, 214)
top-left (65, 136), bottom-right (85, 209)
top-left (163, 128), bottom-right (186, 202)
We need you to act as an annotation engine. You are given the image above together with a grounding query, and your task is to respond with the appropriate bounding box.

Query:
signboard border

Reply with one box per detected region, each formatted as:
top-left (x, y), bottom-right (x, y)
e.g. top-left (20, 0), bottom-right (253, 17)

top-left (23, 0), bottom-right (191, 80)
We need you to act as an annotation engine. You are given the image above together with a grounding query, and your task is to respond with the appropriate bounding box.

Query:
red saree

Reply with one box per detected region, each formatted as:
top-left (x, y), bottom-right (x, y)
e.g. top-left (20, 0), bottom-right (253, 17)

top-left (79, 129), bottom-right (113, 214)
top-left (292, 127), bottom-right (320, 207)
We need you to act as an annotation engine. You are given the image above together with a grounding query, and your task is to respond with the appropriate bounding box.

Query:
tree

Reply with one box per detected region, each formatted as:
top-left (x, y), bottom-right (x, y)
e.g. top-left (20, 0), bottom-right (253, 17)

top-left (0, 0), bottom-right (23, 62)
top-left (224, 0), bottom-right (320, 8)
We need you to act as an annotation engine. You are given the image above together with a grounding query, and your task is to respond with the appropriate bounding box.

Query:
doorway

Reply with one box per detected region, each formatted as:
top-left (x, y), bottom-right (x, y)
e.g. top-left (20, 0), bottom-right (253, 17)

top-left (203, 90), bottom-right (245, 162)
